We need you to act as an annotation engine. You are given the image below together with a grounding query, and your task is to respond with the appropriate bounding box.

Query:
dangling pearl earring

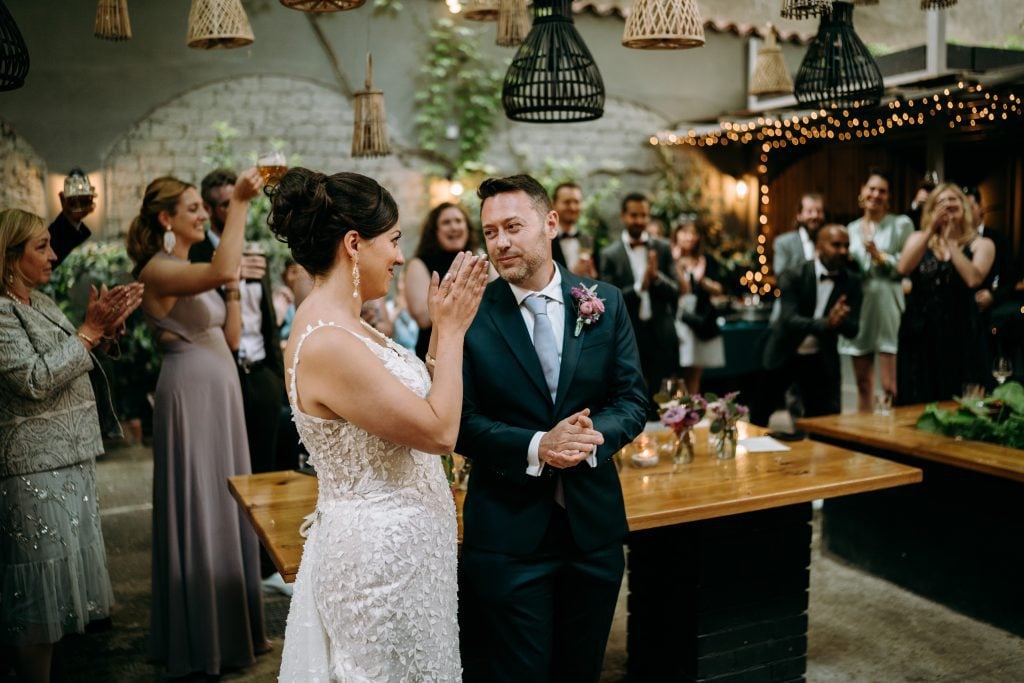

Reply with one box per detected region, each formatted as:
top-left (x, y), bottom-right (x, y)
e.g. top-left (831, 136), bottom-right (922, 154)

top-left (162, 225), bottom-right (176, 254)
top-left (351, 255), bottom-right (361, 299)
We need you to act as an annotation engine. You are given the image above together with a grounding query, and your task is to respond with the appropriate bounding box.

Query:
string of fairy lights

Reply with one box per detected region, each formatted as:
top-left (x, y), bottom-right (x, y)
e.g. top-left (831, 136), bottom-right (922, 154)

top-left (650, 81), bottom-right (1024, 297)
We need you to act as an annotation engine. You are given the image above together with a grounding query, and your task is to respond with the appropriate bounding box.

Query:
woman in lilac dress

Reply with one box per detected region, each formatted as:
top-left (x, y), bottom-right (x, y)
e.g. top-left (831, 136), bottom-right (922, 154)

top-left (126, 169), bottom-right (269, 678)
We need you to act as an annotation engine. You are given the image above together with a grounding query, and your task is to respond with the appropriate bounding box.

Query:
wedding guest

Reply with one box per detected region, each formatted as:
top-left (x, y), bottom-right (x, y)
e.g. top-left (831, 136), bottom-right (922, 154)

top-left (404, 202), bottom-right (476, 359)
top-left (551, 181), bottom-right (598, 278)
top-left (458, 174), bottom-right (647, 682)
top-left (772, 192), bottom-right (826, 278)
top-left (601, 192), bottom-right (678, 417)
top-left (896, 184), bottom-right (994, 405)
top-left (49, 168), bottom-right (97, 266)
top-left (838, 169), bottom-right (914, 412)
top-left (1, 208), bottom-right (142, 683)
top-left (276, 258), bottom-right (314, 343)
top-left (763, 225), bottom-right (862, 418)
top-left (672, 219), bottom-right (724, 394)
top-left (127, 171), bottom-right (269, 677)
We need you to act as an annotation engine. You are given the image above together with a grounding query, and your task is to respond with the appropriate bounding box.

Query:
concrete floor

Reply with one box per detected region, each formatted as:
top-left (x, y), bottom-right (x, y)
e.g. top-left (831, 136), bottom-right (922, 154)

top-left (4, 437), bottom-right (1022, 681)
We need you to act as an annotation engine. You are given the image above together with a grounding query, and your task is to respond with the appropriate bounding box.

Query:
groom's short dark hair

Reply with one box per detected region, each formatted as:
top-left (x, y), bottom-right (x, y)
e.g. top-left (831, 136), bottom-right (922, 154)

top-left (477, 175), bottom-right (552, 219)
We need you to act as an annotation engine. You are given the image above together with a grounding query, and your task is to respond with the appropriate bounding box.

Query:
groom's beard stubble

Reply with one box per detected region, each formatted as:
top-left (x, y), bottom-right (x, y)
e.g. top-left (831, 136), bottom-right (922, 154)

top-left (494, 250), bottom-right (546, 286)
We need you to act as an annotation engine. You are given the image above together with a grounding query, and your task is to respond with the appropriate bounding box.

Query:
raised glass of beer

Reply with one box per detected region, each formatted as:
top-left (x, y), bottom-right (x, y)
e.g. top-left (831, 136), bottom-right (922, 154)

top-left (63, 169), bottom-right (95, 213)
top-left (257, 151), bottom-right (287, 186)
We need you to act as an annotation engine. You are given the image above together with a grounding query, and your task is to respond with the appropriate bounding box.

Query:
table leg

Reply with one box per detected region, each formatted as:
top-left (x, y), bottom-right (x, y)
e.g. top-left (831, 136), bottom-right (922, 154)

top-left (626, 504), bottom-right (811, 682)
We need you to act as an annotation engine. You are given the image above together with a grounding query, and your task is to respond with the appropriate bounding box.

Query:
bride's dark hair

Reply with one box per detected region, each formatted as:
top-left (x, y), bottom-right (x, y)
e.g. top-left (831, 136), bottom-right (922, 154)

top-left (268, 168), bottom-right (399, 278)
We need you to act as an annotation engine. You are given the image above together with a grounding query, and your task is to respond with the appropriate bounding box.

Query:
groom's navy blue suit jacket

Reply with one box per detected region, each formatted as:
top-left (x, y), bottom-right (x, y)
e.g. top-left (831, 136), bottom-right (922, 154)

top-left (457, 265), bottom-right (648, 556)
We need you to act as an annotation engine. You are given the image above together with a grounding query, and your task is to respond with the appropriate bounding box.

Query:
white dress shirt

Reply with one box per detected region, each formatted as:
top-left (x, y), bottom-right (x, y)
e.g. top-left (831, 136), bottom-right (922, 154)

top-left (622, 230), bottom-right (653, 321)
top-left (508, 267), bottom-right (597, 476)
top-left (237, 281), bottom-right (266, 363)
top-left (799, 226), bottom-right (815, 262)
top-left (558, 227), bottom-right (582, 271)
top-left (797, 259), bottom-right (834, 356)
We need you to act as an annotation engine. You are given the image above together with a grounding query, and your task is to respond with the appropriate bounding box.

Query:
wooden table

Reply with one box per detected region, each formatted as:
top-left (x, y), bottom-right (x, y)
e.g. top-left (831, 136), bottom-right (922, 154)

top-left (797, 406), bottom-right (1024, 636)
top-left (229, 423), bottom-right (920, 681)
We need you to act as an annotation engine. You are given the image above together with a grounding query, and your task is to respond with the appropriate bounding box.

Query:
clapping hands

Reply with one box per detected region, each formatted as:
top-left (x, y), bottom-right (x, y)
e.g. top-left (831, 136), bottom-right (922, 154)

top-left (428, 251), bottom-right (488, 334)
top-left (540, 409), bottom-right (604, 469)
top-left (82, 282), bottom-right (145, 341)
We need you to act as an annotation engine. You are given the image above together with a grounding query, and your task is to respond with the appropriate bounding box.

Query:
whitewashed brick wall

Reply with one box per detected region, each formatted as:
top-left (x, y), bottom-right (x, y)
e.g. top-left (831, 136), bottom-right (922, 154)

top-left (0, 119), bottom-right (47, 216)
top-left (101, 75), bottom-right (423, 248)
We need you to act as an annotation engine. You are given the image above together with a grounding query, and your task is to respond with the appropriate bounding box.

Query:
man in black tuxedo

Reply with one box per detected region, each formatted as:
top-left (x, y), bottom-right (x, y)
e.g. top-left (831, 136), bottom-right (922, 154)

top-left (49, 169), bottom-right (97, 265)
top-left (763, 225), bottom-right (863, 417)
top-left (457, 175), bottom-right (647, 682)
top-left (189, 169), bottom-right (289, 594)
top-left (551, 182), bottom-right (598, 278)
top-left (599, 192), bottom-right (678, 417)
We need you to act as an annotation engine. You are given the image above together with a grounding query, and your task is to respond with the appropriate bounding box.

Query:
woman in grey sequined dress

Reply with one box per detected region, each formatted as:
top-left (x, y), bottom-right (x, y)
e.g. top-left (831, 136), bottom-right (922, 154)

top-left (127, 170), bottom-right (269, 678)
top-left (0, 208), bottom-right (142, 682)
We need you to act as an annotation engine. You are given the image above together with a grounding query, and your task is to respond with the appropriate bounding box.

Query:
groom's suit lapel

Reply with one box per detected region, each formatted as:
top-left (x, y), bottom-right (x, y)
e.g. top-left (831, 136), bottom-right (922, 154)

top-left (553, 268), bottom-right (584, 416)
top-left (486, 281), bottom-right (553, 404)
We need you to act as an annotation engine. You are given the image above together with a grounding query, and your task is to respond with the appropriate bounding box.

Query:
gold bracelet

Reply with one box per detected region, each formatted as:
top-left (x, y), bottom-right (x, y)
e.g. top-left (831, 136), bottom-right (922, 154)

top-left (425, 353), bottom-right (436, 368)
top-left (77, 331), bottom-right (96, 347)
top-left (224, 289), bottom-right (241, 302)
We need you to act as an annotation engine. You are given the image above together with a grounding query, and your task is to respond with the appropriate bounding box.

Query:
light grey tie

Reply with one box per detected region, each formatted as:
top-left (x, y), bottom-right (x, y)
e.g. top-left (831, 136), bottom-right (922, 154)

top-left (524, 295), bottom-right (559, 402)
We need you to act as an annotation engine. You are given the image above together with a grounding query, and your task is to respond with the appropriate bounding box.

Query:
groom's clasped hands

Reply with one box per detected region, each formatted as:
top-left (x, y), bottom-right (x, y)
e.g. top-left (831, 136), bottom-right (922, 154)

top-left (539, 408), bottom-right (605, 468)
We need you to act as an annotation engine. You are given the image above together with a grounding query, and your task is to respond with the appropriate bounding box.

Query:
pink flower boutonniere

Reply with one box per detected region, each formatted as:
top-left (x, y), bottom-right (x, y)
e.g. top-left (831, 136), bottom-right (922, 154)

top-left (570, 284), bottom-right (606, 337)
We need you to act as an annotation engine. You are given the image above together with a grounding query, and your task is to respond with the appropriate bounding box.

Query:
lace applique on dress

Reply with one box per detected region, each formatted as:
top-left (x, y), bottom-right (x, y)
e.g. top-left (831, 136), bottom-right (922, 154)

top-left (279, 320), bottom-right (461, 682)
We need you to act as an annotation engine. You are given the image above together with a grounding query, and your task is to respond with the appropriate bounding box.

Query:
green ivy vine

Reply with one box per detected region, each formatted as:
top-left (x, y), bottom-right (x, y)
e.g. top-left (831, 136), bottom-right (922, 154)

top-left (414, 17), bottom-right (505, 177)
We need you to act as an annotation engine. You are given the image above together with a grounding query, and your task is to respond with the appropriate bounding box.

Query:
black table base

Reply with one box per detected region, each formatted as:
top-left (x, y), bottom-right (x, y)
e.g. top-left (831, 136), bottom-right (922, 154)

top-left (626, 504), bottom-right (811, 682)
top-left (820, 445), bottom-right (1024, 637)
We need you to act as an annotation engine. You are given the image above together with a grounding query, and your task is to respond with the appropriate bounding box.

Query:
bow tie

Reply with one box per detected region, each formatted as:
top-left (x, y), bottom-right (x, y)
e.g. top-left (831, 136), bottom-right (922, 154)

top-left (820, 272), bottom-right (838, 282)
top-left (557, 232), bottom-right (579, 241)
top-left (629, 240), bottom-right (647, 249)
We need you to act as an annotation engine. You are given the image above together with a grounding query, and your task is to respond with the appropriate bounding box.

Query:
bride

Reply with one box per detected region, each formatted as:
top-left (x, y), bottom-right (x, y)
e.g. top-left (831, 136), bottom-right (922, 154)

top-left (270, 168), bottom-right (487, 681)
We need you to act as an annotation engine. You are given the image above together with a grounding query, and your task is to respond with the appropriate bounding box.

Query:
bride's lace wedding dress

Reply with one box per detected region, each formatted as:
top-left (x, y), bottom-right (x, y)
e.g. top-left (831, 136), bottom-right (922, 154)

top-left (279, 320), bottom-right (461, 682)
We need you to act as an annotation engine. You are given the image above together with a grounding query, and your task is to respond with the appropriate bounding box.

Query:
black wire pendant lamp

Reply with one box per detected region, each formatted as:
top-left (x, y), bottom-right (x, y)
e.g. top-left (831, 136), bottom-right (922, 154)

top-left (0, 0), bottom-right (29, 91)
top-left (794, 2), bottom-right (883, 110)
top-left (502, 0), bottom-right (605, 123)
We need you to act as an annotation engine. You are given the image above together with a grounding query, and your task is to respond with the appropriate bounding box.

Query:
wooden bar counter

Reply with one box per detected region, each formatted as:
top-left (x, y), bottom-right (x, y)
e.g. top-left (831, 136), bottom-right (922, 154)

top-left (229, 423), bottom-right (920, 681)
top-left (798, 406), bottom-right (1024, 637)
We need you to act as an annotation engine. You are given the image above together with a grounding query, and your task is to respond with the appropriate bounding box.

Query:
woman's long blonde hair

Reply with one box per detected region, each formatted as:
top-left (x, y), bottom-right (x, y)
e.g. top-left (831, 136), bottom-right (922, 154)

top-left (920, 183), bottom-right (976, 249)
top-left (0, 208), bottom-right (46, 290)
top-left (125, 176), bottom-right (192, 278)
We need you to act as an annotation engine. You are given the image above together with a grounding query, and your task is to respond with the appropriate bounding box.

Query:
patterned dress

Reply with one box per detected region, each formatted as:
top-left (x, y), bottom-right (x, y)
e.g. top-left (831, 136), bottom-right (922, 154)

top-left (279, 320), bottom-right (461, 682)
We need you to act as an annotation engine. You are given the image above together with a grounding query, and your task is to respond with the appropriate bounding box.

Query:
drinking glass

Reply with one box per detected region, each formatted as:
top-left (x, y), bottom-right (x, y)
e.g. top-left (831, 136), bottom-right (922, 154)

top-left (63, 171), bottom-right (95, 212)
top-left (658, 378), bottom-right (686, 402)
top-left (992, 356), bottom-right (1013, 385)
top-left (873, 392), bottom-right (892, 417)
top-left (257, 150), bottom-right (287, 186)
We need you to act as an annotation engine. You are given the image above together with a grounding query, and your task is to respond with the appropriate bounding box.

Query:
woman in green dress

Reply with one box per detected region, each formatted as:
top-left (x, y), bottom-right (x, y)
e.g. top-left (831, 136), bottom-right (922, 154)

top-left (838, 170), bottom-right (914, 412)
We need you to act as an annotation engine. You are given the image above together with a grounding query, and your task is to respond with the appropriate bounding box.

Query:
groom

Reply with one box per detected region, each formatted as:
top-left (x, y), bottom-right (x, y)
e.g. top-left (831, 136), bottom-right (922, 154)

top-left (457, 175), bottom-right (648, 682)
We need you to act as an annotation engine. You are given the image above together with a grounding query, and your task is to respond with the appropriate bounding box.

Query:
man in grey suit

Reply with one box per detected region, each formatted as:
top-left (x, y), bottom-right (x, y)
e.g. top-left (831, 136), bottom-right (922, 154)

top-left (772, 192), bottom-right (826, 277)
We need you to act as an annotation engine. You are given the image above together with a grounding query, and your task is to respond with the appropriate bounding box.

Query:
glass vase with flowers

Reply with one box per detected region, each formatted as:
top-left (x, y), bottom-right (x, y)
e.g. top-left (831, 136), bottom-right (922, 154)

top-left (706, 391), bottom-right (749, 460)
top-left (660, 394), bottom-right (707, 464)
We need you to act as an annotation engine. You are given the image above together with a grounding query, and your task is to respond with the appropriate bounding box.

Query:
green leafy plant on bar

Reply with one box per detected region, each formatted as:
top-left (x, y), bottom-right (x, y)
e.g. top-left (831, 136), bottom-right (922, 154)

top-left (916, 381), bottom-right (1024, 449)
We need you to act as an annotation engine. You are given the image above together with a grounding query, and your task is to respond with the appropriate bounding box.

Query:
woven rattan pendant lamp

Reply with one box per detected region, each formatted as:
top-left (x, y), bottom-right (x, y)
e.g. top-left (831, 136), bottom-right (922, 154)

top-left (780, 0), bottom-right (832, 20)
top-left (352, 53), bottom-right (391, 158)
top-left (94, 0), bottom-right (132, 41)
top-left (794, 2), bottom-right (883, 109)
top-left (850, 0), bottom-right (878, 5)
top-left (622, 0), bottom-right (705, 49)
top-left (0, 0), bottom-right (28, 90)
top-left (920, 0), bottom-right (957, 9)
top-left (749, 24), bottom-right (793, 96)
top-left (187, 0), bottom-right (254, 49)
top-left (497, 0), bottom-right (530, 47)
top-left (503, 0), bottom-right (605, 122)
top-left (279, 0), bottom-right (366, 11)
top-left (464, 0), bottom-right (500, 21)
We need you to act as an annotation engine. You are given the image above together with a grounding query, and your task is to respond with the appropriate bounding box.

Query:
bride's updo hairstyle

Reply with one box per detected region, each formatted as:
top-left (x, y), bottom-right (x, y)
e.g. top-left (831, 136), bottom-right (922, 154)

top-left (268, 167), bottom-right (399, 278)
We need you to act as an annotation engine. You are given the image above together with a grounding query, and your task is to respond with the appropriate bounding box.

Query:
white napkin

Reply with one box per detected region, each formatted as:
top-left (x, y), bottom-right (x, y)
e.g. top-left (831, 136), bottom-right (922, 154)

top-left (738, 436), bottom-right (791, 453)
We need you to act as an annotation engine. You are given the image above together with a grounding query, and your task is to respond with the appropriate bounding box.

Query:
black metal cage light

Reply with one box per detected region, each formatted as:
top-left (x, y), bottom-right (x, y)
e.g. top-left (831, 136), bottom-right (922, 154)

top-left (502, 0), bottom-right (605, 123)
top-left (794, 2), bottom-right (883, 110)
top-left (0, 0), bottom-right (29, 91)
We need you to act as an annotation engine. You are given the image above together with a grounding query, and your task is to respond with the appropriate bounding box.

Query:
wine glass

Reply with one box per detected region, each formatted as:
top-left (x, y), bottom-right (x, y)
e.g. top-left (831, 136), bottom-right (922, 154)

top-left (257, 150), bottom-right (287, 186)
top-left (992, 356), bottom-right (1013, 385)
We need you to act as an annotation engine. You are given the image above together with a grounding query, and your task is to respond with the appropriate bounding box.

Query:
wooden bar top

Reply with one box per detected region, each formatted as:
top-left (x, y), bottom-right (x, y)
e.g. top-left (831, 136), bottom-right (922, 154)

top-left (797, 404), bottom-right (1024, 482)
top-left (229, 422), bottom-right (920, 582)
